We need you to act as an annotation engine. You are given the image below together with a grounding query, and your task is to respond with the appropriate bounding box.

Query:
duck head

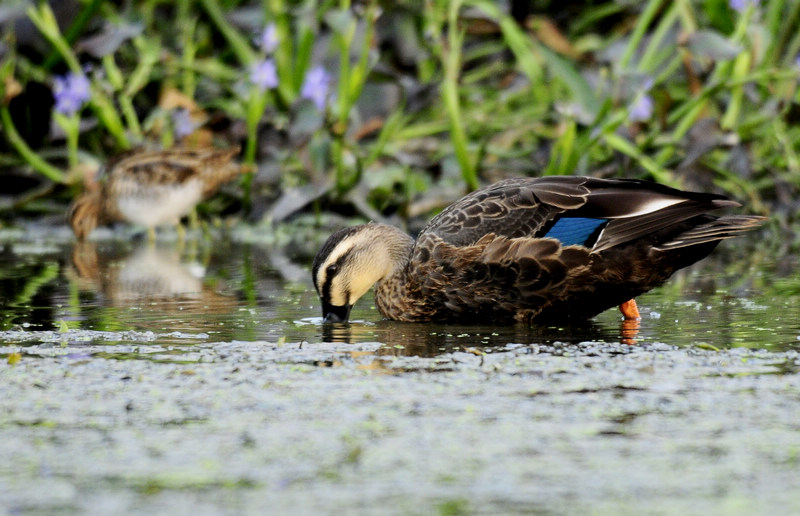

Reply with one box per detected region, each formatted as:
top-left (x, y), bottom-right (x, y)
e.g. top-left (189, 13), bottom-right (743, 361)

top-left (312, 223), bottom-right (413, 323)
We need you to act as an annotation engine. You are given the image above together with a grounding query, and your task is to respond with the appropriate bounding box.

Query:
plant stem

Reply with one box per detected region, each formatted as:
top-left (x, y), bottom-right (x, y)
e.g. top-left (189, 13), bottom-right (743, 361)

top-left (198, 0), bottom-right (255, 65)
top-left (42, 0), bottom-right (103, 70)
top-left (443, 0), bottom-right (478, 190)
top-left (0, 107), bottom-right (65, 183)
top-left (619, 0), bottom-right (666, 69)
top-left (26, 3), bottom-right (82, 74)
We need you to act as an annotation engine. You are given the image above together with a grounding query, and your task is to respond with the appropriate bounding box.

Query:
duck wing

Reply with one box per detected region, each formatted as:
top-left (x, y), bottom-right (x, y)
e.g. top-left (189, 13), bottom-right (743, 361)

top-left (421, 176), bottom-right (742, 252)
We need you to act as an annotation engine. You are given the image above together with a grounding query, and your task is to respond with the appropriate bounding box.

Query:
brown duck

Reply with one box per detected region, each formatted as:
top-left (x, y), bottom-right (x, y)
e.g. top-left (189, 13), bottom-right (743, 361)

top-left (312, 176), bottom-right (765, 323)
top-left (69, 146), bottom-right (242, 240)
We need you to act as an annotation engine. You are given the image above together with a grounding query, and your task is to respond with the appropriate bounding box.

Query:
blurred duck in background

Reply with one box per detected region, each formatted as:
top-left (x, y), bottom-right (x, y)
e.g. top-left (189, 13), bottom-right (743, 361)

top-left (69, 146), bottom-right (242, 241)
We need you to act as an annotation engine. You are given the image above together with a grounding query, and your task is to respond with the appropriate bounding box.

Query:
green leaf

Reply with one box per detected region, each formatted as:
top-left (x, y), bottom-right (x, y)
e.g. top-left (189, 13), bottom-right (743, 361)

top-left (538, 45), bottom-right (600, 118)
top-left (688, 29), bottom-right (744, 61)
top-left (324, 9), bottom-right (355, 35)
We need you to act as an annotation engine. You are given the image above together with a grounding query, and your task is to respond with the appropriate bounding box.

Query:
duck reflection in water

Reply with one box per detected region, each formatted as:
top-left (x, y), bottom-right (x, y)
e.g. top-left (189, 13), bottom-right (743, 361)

top-left (320, 317), bottom-right (640, 357)
top-left (68, 241), bottom-right (238, 331)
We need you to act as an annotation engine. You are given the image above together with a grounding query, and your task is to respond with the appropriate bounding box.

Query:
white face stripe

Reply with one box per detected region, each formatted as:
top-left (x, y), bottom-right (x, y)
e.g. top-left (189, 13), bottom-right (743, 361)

top-left (315, 229), bottom-right (396, 308)
top-left (327, 272), bottom-right (350, 307)
top-left (315, 233), bottom-right (359, 296)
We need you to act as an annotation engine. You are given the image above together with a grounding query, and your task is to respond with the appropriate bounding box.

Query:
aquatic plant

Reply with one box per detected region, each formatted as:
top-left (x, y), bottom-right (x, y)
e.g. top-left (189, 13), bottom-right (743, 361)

top-left (300, 66), bottom-right (331, 111)
top-left (0, 0), bottom-right (797, 233)
top-left (52, 72), bottom-right (90, 116)
top-left (249, 59), bottom-right (279, 92)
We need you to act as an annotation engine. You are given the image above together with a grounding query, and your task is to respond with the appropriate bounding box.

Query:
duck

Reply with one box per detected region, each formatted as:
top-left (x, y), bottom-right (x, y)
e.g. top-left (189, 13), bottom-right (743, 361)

top-left (69, 146), bottom-right (242, 240)
top-left (312, 176), bottom-right (766, 323)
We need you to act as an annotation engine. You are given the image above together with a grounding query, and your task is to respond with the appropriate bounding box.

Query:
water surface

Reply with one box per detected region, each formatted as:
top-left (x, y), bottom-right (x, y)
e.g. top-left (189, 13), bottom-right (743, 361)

top-left (0, 228), bottom-right (796, 354)
top-left (2, 226), bottom-right (799, 515)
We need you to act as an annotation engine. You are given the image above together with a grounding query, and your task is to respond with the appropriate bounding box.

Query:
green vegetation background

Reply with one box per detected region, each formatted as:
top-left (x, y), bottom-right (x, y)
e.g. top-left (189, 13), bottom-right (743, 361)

top-left (1, 0), bottom-right (798, 234)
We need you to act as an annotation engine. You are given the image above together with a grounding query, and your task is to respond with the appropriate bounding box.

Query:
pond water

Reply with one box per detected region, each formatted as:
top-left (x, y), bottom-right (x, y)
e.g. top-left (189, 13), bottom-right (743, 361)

top-left (2, 224), bottom-right (800, 515)
top-left (0, 226), bottom-right (797, 354)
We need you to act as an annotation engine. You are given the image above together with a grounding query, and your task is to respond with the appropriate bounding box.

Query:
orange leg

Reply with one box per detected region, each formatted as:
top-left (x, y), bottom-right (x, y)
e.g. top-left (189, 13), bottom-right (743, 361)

top-left (619, 298), bottom-right (641, 320)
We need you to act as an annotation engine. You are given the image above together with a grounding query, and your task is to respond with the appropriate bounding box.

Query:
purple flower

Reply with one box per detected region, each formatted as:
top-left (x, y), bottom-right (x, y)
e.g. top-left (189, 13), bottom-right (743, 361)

top-left (53, 72), bottom-right (91, 116)
top-left (300, 66), bottom-right (331, 110)
top-left (729, 0), bottom-right (760, 13)
top-left (795, 54), bottom-right (800, 69)
top-left (249, 59), bottom-right (278, 91)
top-left (258, 24), bottom-right (279, 54)
top-left (172, 109), bottom-right (197, 139)
top-left (628, 94), bottom-right (654, 122)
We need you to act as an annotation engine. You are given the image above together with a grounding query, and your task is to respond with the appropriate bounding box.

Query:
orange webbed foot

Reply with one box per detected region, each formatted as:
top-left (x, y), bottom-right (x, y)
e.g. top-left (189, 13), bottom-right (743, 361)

top-left (619, 299), bottom-right (641, 320)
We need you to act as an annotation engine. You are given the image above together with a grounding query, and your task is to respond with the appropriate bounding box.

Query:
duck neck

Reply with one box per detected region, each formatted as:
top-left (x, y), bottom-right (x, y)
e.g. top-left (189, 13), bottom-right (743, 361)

top-left (372, 226), bottom-right (421, 321)
top-left (374, 224), bottom-right (414, 283)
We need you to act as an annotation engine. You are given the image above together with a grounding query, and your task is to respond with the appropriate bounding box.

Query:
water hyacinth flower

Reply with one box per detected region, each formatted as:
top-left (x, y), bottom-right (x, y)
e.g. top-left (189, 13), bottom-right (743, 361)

top-left (249, 59), bottom-right (278, 91)
top-left (628, 94), bottom-right (654, 123)
top-left (300, 66), bottom-right (331, 110)
top-left (172, 108), bottom-right (198, 139)
top-left (729, 0), bottom-right (760, 13)
top-left (258, 23), bottom-right (279, 54)
top-left (53, 72), bottom-right (91, 116)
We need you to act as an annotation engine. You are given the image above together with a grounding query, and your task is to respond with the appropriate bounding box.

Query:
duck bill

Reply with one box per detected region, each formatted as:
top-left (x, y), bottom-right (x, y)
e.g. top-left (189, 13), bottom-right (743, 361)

top-left (322, 301), bottom-right (352, 323)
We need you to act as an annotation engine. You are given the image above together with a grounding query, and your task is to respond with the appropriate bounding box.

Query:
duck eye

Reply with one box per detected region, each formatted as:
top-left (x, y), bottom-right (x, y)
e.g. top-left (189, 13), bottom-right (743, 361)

top-left (326, 264), bottom-right (338, 276)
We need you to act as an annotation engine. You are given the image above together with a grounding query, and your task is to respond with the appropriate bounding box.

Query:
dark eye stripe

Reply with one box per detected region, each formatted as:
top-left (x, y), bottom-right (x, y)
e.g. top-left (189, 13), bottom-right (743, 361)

top-left (320, 250), bottom-right (352, 303)
top-left (312, 226), bottom-right (363, 288)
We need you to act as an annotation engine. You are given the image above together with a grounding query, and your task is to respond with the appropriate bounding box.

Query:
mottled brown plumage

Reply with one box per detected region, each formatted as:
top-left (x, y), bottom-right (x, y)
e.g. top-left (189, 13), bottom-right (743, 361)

top-left (69, 146), bottom-right (242, 240)
top-left (312, 176), bottom-right (765, 323)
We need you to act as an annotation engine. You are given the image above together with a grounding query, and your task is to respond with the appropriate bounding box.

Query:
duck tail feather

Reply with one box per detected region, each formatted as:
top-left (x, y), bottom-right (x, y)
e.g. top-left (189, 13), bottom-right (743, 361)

top-left (653, 215), bottom-right (767, 250)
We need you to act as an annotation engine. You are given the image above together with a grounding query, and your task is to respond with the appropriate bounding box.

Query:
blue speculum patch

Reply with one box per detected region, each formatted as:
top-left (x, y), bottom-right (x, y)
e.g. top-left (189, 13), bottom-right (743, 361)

top-left (544, 217), bottom-right (607, 246)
